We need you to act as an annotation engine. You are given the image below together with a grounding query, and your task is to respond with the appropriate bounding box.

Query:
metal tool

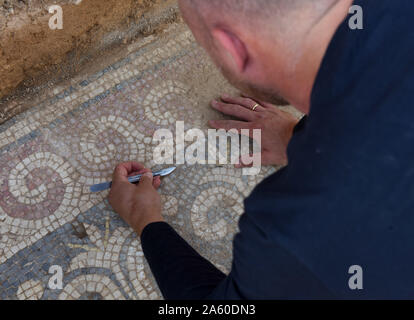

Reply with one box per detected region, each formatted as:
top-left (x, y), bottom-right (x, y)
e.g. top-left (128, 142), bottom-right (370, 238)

top-left (90, 167), bottom-right (177, 193)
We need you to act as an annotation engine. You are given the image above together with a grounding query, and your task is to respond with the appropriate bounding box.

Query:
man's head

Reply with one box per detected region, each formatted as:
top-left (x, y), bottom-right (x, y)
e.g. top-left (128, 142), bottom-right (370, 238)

top-left (179, 0), bottom-right (350, 112)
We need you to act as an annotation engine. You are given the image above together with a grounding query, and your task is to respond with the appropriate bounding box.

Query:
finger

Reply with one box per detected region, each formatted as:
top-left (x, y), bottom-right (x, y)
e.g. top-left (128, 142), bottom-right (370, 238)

top-left (153, 176), bottom-right (161, 190)
top-left (240, 93), bottom-right (273, 108)
top-left (128, 169), bottom-right (148, 177)
top-left (240, 93), bottom-right (288, 109)
top-left (208, 120), bottom-right (256, 138)
top-left (211, 100), bottom-right (256, 121)
top-left (221, 94), bottom-right (266, 112)
top-left (208, 119), bottom-right (253, 132)
top-left (221, 94), bottom-right (255, 108)
top-left (138, 172), bottom-right (155, 189)
top-left (235, 154), bottom-right (254, 168)
top-left (128, 167), bottom-right (153, 180)
top-left (113, 162), bottom-right (145, 183)
top-left (113, 162), bottom-right (145, 178)
top-left (235, 153), bottom-right (265, 168)
top-left (262, 150), bottom-right (288, 166)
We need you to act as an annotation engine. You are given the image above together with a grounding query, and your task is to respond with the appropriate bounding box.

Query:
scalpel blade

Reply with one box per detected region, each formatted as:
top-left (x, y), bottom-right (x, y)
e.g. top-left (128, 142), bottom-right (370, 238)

top-left (90, 167), bottom-right (177, 193)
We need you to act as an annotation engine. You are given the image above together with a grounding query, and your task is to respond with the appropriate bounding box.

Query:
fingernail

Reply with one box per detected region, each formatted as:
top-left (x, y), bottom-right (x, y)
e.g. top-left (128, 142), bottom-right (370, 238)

top-left (211, 100), bottom-right (218, 107)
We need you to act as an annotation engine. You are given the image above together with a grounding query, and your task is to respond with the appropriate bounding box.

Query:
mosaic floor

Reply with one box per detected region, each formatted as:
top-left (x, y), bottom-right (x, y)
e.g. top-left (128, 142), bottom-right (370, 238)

top-left (0, 24), bottom-right (278, 300)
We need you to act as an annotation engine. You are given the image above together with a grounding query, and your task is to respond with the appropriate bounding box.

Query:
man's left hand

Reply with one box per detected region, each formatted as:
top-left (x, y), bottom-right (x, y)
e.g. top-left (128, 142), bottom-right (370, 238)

top-left (209, 94), bottom-right (300, 166)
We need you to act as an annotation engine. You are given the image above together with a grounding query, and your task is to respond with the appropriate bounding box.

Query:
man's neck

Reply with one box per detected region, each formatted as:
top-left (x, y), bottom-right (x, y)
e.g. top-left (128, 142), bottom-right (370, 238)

top-left (285, 0), bottom-right (354, 113)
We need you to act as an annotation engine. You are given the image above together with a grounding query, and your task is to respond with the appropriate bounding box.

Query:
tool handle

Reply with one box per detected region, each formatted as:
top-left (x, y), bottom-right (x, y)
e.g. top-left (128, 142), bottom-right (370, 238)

top-left (127, 169), bottom-right (164, 184)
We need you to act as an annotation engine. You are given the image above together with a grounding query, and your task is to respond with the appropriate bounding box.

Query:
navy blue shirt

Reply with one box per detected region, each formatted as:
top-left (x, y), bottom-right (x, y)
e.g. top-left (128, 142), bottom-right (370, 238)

top-left (141, 0), bottom-right (414, 299)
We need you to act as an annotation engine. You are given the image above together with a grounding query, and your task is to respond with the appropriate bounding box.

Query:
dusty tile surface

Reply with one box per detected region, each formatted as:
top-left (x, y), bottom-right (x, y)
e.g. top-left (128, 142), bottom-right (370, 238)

top-left (0, 24), bottom-right (278, 300)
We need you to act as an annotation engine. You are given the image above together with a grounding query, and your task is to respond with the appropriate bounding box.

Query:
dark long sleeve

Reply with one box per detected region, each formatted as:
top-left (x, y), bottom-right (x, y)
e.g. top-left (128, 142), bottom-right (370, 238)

top-left (140, 118), bottom-right (311, 301)
top-left (141, 0), bottom-right (414, 299)
top-left (140, 213), bottom-right (333, 300)
top-left (141, 222), bottom-right (226, 300)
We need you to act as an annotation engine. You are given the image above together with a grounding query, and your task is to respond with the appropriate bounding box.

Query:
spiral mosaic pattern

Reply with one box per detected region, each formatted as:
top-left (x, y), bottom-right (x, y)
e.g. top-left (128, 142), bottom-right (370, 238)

top-left (191, 186), bottom-right (243, 241)
top-left (70, 115), bottom-right (146, 185)
top-left (59, 274), bottom-right (124, 300)
top-left (0, 24), bottom-right (289, 300)
top-left (5, 152), bottom-right (70, 219)
top-left (143, 80), bottom-right (199, 125)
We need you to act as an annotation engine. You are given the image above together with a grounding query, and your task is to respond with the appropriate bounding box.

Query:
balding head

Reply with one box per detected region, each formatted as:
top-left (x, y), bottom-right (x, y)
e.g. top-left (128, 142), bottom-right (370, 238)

top-left (184, 0), bottom-right (338, 38)
top-left (178, 0), bottom-right (352, 111)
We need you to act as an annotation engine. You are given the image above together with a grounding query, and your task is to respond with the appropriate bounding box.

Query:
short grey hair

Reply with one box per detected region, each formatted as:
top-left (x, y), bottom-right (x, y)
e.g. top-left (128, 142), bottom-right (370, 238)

top-left (185, 0), bottom-right (339, 34)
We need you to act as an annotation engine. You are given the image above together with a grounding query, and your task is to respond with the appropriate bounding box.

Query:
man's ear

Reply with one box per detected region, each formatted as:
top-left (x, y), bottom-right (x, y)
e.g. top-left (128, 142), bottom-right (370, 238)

top-left (211, 28), bottom-right (249, 72)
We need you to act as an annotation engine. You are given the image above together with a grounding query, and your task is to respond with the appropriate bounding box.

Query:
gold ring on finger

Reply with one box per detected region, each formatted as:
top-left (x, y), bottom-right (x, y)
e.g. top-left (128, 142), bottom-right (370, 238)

top-left (252, 103), bottom-right (260, 112)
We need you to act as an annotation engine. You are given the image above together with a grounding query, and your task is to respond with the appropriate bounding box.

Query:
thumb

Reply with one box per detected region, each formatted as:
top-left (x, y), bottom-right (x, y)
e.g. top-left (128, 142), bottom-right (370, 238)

top-left (139, 172), bottom-right (154, 189)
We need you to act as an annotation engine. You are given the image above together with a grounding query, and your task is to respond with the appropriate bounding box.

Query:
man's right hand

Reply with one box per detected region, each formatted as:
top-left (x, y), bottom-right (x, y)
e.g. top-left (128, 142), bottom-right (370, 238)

top-left (209, 94), bottom-right (300, 166)
top-left (108, 162), bottom-right (163, 237)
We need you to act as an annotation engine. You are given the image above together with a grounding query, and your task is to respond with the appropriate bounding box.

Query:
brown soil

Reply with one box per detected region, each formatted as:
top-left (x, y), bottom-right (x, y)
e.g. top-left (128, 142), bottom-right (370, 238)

top-left (0, 0), bottom-right (179, 122)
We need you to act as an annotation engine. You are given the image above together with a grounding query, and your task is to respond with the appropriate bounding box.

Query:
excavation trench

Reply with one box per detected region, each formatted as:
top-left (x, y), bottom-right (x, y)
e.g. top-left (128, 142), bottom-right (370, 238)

top-left (0, 0), bottom-right (179, 123)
